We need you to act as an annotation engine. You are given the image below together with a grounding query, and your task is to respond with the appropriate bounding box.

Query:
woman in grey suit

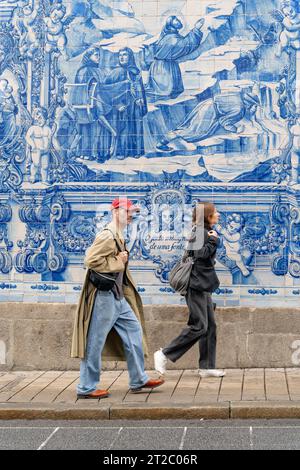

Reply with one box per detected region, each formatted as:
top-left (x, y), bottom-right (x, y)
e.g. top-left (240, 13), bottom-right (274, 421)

top-left (154, 202), bottom-right (225, 378)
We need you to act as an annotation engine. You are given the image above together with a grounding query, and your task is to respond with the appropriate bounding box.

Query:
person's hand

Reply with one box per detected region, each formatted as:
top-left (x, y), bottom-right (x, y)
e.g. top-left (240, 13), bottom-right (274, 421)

top-left (208, 230), bottom-right (218, 238)
top-left (118, 105), bottom-right (127, 112)
top-left (118, 251), bottom-right (128, 264)
top-left (195, 18), bottom-right (205, 30)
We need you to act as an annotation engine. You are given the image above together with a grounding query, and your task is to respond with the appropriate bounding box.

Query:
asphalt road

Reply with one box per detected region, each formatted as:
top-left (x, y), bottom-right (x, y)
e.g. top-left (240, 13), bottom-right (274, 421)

top-left (0, 419), bottom-right (300, 450)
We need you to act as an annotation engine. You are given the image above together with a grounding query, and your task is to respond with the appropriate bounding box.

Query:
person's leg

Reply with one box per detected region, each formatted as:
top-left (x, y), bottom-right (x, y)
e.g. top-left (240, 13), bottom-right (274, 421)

top-left (98, 115), bottom-right (117, 157)
top-left (199, 295), bottom-right (217, 369)
top-left (40, 153), bottom-right (49, 184)
top-left (162, 289), bottom-right (209, 363)
top-left (77, 291), bottom-right (118, 395)
top-left (113, 298), bottom-right (149, 389)
top-left (30, 151), bottom-right (40, 183)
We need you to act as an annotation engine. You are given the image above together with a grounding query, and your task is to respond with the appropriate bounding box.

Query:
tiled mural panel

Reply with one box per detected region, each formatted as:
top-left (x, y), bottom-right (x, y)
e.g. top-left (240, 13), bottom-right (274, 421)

top-left (1, 0), bottom-right (300, 306)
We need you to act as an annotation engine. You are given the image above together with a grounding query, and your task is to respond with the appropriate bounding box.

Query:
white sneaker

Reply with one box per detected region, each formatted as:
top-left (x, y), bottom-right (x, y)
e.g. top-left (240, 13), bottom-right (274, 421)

top-left (199, 369), bottom-right (226, 378)
top-left (154, 348), bottom-right (168, 375)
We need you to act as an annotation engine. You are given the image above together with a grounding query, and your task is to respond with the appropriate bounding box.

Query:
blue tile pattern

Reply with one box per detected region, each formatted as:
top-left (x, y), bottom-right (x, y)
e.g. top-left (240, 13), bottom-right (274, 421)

top-left (1, 0), bottom-right (300, 306)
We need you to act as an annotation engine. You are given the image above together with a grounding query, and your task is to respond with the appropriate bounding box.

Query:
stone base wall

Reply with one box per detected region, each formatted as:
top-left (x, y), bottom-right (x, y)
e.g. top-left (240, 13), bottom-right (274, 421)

top-left (1, 304), bottom-right (300, 371)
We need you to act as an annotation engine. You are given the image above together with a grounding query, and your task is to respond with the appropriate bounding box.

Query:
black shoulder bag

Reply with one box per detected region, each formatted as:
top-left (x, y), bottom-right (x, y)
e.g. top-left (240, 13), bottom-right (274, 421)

top-left (88, 228), bottom-right (125, 291)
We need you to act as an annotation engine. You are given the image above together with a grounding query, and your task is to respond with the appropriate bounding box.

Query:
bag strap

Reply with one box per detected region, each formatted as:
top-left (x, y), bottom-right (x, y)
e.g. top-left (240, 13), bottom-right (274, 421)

top-left (103, 227), bottom-right (124, 253)
top-left (181, 249), bottom-right (189, 262)
top-left (182, 227), bottom-right (197, 261)
top-left (103, 228), bottom-right (129, 281)
top-left (86, 228), bottom-right (124, 301)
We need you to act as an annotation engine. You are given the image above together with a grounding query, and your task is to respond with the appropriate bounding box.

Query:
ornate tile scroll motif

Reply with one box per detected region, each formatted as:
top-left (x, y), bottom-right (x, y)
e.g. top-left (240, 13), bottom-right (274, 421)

top-left (1, 0), bottom-right (300, 306)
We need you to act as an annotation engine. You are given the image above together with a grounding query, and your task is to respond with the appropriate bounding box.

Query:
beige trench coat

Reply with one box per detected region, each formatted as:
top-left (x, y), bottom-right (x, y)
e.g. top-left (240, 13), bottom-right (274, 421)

top-left (70, 223), bottom-right (149, 360)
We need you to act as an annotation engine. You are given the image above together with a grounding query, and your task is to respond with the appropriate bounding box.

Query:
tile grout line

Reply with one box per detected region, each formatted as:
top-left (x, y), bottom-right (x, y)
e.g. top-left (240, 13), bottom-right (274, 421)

top-left (146, 370), bottom-right (168, 402)
top-left (37, 427), bottom-right (60, 451)
top-left (56, 375), bottom-right (80, 403)
top-left (107, 370), bottom-right (125, 391)
top-left (284, 368), bottom-right (292, 401)
top-left (145, 387), bottom-right (155, 403)
top-left (193, 375), bottom-right (202, 403)
top-left (147, 372), bottom-right (181, 402)
top-left (0, 377), bottom-right (20, 393)
top-left (100, 370), bottom-right (127, 405)
top-left (30, 371), bottom-right (66, 402)
top-left (109, 370), bottom-right (132, 403)
top-left (122, 387), bottom-right (131, 403)
top-left (104, 372), bottom-right (134, 405)
top-left (217, 376), bottom-right (224, 402)
top-left (170, 370), bottom-right (184, 398)
top-left (6, 371), bottom-right (47, 402)
top-left (241, 369), bottom-right (245, 401)
top-left (0, 371), bottom-right (45, 394)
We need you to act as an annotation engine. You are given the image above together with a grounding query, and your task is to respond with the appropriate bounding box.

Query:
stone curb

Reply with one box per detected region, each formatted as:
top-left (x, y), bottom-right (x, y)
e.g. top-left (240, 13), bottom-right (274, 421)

top-left (0, 404), bottom-right (110, 420)
top-left (1, 401), bottom-right (300, 420)
top-left (109, 403), bottom-right (229, 420)
top-left (230, 401), bottom-right (300, 419)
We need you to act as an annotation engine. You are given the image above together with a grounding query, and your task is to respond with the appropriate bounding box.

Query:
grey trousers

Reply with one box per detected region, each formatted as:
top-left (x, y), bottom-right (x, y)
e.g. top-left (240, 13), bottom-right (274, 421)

top-left (163, 289), bottom-right (217, 369)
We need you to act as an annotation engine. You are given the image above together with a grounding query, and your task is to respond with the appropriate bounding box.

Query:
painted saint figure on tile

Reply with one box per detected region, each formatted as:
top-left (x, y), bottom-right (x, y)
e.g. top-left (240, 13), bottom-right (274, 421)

top-left (157, 90), bottom-right (260, 151)
top-left (71, 47), bottom-right (116, 161)
top-left (145, 16), bottom-right (204, 102)
top-left (0, 79), bottom-right (18, 147)
top-left (105, 47), bottom-right (148, 159)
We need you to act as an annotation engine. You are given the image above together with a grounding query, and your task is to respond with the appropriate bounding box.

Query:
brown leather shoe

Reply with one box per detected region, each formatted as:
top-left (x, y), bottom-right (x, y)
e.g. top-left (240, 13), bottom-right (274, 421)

top-left (130, 378), bottom-right (165, 393)
top-left (77, 389), bottom-right (109, 399)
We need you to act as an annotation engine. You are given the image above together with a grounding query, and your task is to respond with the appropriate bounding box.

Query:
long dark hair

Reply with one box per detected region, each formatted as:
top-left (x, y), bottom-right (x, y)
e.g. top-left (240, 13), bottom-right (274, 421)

top-left (192, 202), bottom-right (216, 229)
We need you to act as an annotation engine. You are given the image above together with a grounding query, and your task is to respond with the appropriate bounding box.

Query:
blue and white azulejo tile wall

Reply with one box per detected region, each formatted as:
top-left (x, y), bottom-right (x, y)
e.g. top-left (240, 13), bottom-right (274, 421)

top-left (1, 0), bottom-right (300, 307)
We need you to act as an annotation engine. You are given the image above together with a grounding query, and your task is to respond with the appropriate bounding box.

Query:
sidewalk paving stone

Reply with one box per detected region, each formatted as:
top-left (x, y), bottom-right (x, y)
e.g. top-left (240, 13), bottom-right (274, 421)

top-left (194, 376), bottom-right (222, 403)
top-left (170, 370), bottom-right (200, 404)
top-left (218, 369), bottom-right (244, 402)
top-left (53, 374), bottom-right (79, 404)
top-left (147, 370), bottom-right (182, 404)
top-left (0, 371), bottom-right (45, 402)
top-left (0, 373), bottom-right (22, 392)
top-left (0, 369), bottom-right (300, 420)
top-left (286, 368), bottom-right (300, 401)
top-left (9, 371), bottom-right (63, 403)
top-left (32, 371), bottom-right (80, 403)
top-left (242, 368), bottom-right (266, 401)
top-left (265, 369), bottom-right (290, 401)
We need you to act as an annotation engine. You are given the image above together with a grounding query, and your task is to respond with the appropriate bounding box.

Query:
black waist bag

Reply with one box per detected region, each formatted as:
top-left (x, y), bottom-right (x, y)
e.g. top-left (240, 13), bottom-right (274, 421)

top-left (89, 270), bottom-right (118, 291)
top-left (88, 227), bottom-right (125, 291)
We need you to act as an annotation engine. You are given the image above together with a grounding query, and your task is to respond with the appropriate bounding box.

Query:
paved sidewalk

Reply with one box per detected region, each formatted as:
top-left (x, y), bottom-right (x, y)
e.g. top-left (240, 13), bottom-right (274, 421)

top-left (1, 369), bottom-right (300, 420)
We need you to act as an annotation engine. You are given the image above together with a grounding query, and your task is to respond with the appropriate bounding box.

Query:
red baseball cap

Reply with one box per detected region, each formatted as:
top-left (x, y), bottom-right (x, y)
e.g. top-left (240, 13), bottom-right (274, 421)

top-left (111, 198), bottom-right (140, 212)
